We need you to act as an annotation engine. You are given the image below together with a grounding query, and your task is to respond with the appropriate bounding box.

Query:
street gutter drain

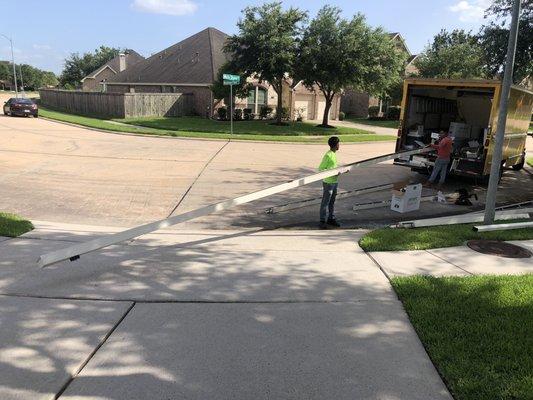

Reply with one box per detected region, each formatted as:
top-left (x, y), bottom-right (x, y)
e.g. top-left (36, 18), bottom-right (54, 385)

top-left (467, 240), bottom-right (532, 259)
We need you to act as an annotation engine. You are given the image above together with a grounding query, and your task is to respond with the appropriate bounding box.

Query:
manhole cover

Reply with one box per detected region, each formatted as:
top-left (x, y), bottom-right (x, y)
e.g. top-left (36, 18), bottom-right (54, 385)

top-left (467, 240), bottom-right (532, 258)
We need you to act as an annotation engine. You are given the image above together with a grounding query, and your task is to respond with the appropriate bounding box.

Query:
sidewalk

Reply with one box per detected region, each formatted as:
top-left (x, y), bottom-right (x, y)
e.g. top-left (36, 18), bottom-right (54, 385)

top-left (0, 221), bottom-right (451, 400)
top-left (370, 240), bottom-right (533, 277)
top-left (331, 119), bottom-right (398, 136)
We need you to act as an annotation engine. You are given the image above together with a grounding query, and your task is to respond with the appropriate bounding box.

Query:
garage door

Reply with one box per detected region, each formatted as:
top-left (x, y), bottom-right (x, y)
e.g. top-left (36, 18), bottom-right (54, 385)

top-left (317, 99), bottom-right (335, 121)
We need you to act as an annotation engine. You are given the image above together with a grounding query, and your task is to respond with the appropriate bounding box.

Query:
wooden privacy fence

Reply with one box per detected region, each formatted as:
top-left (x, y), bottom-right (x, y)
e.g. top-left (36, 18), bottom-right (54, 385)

top-left (39, 89), bottom-right (194, 118)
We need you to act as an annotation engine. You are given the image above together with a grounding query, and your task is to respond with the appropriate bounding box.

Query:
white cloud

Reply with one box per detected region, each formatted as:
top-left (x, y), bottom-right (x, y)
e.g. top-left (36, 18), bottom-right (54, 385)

top-left (33, 44), bottom-right (52, 50)
top-left (449, 0), bottom-right (491, 22)
top-left (131, 0), bottom-right (198, 16)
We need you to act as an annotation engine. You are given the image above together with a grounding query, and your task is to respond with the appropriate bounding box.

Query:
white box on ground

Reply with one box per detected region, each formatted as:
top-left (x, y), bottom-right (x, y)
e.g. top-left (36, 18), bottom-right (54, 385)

top-left (391, 184), bottom-right (422, 213)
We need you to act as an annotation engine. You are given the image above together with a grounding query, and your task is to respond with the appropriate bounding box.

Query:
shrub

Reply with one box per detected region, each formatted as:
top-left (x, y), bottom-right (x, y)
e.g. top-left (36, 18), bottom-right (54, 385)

top-left (234, 108), bottom-right (243, 121)
top-left (386, 106), bottom-right (401, 120)
top-left (368, 106), bottom-right (380, 118)
top-left (243, 108), bottom-right (254, 120)
top-left (294, 107), bottom-right (306, 121)
top-left (217, 107), bottom-right (227, 120)
top-left (338, 111), bottom-right (346, 121)
top-left (259, 106), bottom-right (273, 119)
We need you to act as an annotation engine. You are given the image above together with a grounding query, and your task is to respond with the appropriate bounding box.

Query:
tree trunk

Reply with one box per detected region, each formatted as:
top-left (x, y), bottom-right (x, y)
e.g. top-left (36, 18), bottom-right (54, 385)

top-left (321, 97), bottom-right (332, 127)
top-left (276, 82), bottom-right (283, 125)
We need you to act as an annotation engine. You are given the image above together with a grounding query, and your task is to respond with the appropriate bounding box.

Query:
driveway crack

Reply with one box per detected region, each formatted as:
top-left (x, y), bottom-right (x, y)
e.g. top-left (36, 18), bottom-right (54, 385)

top-left (166, 139), bottom-right (231, 218)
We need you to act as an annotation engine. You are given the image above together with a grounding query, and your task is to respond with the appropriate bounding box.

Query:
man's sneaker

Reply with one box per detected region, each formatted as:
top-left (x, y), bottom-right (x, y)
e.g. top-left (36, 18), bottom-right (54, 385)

top-left (327, 219), bottom-right (341, 227)
top-left (319, 221), bottom-right (328, 230)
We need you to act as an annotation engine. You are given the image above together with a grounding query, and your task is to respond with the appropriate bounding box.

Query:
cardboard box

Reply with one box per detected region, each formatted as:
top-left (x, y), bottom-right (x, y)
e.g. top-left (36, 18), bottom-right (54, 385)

top-left (391, 184), bottom-right (422, 213)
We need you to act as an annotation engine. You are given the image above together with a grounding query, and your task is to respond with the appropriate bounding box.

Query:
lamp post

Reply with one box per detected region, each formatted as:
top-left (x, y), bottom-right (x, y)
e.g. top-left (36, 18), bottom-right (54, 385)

top-left (0, 34), bottom-right (18, 97)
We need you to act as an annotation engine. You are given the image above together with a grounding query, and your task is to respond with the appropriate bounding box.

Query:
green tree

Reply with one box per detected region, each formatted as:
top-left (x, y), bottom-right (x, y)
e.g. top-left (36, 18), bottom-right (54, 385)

top-left (210, 62), bottom-right (251, 105)
top-left (478, 0), bottom-right (532, 84)
top-left (415, 29), bottom-right (486, 79)
top-left (0, 62), bottom-right (11, 81)
top-left (296, 6), bottom-right (405, 126)
top-left (59, 46), bottom-right (121, 88)
top-left (224, 2), bottom-right (307, 125)
top-left (19, 65), bottom-right (58, 90)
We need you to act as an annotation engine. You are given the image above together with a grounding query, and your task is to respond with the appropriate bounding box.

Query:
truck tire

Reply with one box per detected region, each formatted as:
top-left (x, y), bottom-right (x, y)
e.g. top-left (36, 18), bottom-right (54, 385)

top-left (511, 154), bottom-right (525, 171)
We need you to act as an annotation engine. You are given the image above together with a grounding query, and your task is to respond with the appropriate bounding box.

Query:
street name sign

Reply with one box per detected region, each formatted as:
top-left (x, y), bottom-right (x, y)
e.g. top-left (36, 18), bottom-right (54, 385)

top-left (223, 74), bottom-right (240, 85)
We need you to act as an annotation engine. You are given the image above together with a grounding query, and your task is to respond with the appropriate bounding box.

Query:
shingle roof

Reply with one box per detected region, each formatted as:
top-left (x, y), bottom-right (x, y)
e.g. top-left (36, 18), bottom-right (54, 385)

top-left (82, 50), bottom-right (144, 81)
top-left (106, 28), bottom-right (230, 85)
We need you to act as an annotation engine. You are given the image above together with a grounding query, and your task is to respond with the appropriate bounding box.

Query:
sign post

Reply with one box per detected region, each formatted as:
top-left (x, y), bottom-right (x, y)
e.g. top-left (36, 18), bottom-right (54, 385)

top-left (223, 74), bottom-right (240, 135)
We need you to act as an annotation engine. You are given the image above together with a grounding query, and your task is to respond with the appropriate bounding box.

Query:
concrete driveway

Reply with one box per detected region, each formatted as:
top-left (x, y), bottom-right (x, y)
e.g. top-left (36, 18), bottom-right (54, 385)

top-left (0, 114), bottom-right (401, 227)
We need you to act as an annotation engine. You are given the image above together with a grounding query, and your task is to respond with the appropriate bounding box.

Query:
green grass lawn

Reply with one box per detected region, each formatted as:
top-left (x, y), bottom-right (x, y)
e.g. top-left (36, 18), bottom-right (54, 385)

top-left (392, 275), bottom-right (533, 400)
top-left (345, 117), bottom-right (399, 129)
top-left (527, 157), bottom-right (533, 167)
top-left (40, 108), bottom-right (396, 143)
top-left (122, 116), bottom-right (373, 135)
top-left (0, 212), bottom-right (34, 237)
top-left (359, 221), bottom-right (533, 252)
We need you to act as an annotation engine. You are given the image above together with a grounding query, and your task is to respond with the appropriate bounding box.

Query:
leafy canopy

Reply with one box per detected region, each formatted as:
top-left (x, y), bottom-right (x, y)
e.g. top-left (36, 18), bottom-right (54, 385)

top-left (478, 0), bottom-right (532, 83)
top-left (60, 46), bottom-right (122, 88)
top-left (415, 29), bottom-right (486, 79)
top-left (296, 6), bottom-right (405, 125)
top-left (224, 2), bottom-right (307, 123)
top-left (0, 62), bottom-right (57, 90)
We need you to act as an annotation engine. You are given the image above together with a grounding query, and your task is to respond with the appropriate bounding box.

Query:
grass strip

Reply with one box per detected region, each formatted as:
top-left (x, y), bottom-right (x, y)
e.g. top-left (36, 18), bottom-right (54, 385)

top-left (359, 221), bottom-right (533, 251)
top-left (0, 212), bottom-right (34, 237)
top-left (391, 275), bottom-right (533, 400)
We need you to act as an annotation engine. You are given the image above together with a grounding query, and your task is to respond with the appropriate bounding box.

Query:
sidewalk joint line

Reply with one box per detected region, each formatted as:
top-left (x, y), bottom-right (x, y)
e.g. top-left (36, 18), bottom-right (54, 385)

top-left (424, 250), bottom-right (474, 275)
top-left (0, 293), bottom-right (389, 304)
top-left (53, 301), bottom-right (136, 399)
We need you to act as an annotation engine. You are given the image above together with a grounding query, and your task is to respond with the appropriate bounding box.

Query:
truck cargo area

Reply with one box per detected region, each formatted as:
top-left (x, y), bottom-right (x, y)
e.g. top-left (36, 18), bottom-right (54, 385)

top-left (396, 84), bottom-right (495, 178)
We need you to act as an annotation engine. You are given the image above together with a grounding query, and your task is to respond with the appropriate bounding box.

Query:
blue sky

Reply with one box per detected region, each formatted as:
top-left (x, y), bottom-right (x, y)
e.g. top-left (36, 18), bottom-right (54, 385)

top-left (0, 0), bottom-right (494, 74)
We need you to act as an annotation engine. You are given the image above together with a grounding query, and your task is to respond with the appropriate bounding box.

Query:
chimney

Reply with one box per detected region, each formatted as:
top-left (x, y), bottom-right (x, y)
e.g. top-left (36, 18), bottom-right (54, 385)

top-left (119, 53), bottom-right (126, 72)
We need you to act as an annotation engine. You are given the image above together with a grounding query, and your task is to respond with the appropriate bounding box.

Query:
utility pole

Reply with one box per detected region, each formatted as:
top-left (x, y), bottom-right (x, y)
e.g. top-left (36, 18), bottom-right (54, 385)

top-left (0, 34), bottom-right (18, 97)
top-left (484, 0), bottom-right (521, 224)
top-left (19, 64), bottom-right (24, 95)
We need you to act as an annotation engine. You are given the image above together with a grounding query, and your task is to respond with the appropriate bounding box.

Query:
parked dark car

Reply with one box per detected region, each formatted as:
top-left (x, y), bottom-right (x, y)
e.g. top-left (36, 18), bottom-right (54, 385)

top-left (3, 98), bottom-right (38, 117)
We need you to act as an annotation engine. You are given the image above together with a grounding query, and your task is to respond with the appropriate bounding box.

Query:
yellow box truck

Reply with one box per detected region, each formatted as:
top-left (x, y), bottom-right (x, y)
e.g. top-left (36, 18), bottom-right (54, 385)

top-left (394, 78), bottom-right (533, 180)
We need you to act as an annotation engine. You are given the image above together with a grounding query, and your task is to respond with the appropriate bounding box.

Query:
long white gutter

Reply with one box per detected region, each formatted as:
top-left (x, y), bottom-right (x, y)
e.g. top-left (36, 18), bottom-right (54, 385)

top-left (37, 147), bottom-right (431, 267)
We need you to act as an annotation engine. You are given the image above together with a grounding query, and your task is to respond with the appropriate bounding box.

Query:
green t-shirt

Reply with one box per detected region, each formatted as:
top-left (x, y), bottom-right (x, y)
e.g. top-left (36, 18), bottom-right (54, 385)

top-left (319, 150), bottom-right (338, 184)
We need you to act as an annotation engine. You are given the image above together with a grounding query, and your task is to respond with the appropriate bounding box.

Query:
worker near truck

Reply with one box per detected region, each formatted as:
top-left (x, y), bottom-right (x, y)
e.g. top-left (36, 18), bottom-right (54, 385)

top-left (318, 136), bottom-right (342, 229)
top-left (425, 130), bottom-right (453, 187)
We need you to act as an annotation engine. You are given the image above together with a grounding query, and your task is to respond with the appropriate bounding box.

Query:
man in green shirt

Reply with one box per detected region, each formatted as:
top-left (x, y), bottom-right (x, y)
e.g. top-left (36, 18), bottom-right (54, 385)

top-left (318, 136), bottom-right (341, 229)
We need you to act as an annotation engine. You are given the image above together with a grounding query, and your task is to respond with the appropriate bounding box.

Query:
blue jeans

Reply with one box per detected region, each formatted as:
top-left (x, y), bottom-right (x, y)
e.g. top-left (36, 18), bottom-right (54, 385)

top-left (429, 158), bottom-right (449, 185)
top-left (320, 182), bottom-right (338, 222)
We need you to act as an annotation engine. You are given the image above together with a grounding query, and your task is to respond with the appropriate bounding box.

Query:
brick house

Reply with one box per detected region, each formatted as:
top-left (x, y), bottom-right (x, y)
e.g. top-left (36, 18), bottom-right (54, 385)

top-left (81, 50), bottom-right (144, 91)
top-left (104, 27), bottom-right (340, 121)
top-left (340, 33), bottom-right (418, 118)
